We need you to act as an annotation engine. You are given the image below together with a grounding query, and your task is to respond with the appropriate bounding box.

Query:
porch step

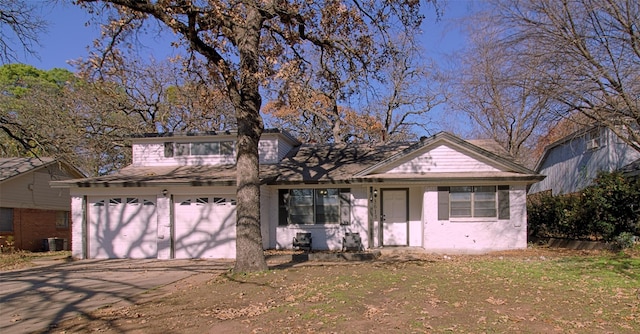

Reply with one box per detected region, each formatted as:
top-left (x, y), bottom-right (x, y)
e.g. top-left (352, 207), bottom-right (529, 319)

top-left (265, 250), bottom-right (381, 264)
top-left (378, 247), bottom-right (428, 256)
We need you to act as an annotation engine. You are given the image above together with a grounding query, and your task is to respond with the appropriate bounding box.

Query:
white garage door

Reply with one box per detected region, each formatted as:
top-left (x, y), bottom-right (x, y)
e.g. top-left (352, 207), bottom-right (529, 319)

top-left (88, 196), bottom-right (158, 259)
top-left (173, 195), bottom-right (236, 259)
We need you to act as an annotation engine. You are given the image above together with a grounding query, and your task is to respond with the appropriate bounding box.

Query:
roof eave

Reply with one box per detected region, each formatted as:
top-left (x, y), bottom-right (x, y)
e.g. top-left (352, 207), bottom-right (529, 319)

top-left (352, 175), bottom-right (546, 185)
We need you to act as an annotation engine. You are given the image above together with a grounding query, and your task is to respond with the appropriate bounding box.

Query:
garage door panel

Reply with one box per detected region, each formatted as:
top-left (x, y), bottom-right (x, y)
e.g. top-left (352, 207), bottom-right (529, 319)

top-left (89, 196), bottom-right (158, 259)
top-left (174, 195), bottom-right (236, 259)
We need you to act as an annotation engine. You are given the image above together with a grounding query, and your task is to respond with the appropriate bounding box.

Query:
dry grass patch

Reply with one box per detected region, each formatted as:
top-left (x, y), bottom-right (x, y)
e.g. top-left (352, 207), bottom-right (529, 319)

top-left (0, 250), bottom-right (71, 271)
top-left (50, 247), bottom-right (640, 333)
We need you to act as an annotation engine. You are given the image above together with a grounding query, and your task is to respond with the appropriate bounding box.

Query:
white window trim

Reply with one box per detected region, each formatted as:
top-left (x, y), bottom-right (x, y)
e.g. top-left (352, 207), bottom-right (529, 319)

top-left (450, 186), bottom-right (497, 219)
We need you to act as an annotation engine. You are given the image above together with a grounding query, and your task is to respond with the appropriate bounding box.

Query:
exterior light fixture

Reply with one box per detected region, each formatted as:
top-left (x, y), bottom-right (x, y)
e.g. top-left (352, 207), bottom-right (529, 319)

top-left (162, 189), bottom-right (168, 197)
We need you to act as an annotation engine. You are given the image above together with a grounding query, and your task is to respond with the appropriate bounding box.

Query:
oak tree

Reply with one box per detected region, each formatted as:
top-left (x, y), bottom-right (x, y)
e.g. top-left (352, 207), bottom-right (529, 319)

top-left (76, 0), bottom-right (429, 272)
top-left (74, 56), bottom-right (236, 133)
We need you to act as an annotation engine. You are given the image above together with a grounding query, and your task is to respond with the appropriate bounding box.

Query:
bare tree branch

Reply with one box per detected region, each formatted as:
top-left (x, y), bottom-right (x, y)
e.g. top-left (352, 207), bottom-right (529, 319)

top-left (0, 0), bottom-right (47, 64)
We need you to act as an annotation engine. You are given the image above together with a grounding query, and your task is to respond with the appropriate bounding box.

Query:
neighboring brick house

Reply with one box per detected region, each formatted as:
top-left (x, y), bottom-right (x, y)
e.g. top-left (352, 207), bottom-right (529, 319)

top-left (0, 158), bottom-right (84, 251)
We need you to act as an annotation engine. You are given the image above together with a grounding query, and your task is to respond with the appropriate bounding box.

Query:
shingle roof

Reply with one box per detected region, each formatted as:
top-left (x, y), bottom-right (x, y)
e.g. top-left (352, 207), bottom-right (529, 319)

top-left (51, 143), bottom-right (408, 187)
top-left (0, 157), bottom-right (56, 182)
top-left (51, 132), bottom-right (543, 188)
top-left (275, 142), bottom-right (410, 183)
top-left (59, 164), bottom-right (280, 187)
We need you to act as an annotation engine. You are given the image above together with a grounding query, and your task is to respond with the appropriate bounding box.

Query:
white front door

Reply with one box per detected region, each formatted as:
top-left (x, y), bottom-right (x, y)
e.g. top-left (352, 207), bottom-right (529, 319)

top-left (381, 189), bottom-right (408, 246)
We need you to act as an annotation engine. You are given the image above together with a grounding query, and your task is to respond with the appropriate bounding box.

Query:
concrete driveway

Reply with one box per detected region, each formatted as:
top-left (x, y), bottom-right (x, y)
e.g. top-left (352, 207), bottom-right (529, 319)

top-left (0, 258), bottom-right (233, 333)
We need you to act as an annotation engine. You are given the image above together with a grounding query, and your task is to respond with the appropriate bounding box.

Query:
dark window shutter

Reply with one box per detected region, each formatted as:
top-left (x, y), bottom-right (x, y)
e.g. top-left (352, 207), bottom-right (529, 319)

top-left (339, 189), bottom-right (351, 225)
top-left (278, 189), bottom-right (289, 225)
top-left (164, 142), bottom-right (174, 157)
top-left (498, 185), bottom-right (510, 219)
top-left (438, 187), bottom-right (449, 220)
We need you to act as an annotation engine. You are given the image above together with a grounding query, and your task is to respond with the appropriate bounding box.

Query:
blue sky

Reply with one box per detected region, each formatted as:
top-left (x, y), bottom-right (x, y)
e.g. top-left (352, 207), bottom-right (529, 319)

top-left (16, 1), bottom-right (476, 136)
top-left (20, 1), bottom-right (473, 71)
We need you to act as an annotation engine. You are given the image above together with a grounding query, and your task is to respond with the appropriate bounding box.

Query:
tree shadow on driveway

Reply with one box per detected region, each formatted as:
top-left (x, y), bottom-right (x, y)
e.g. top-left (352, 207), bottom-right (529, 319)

top-left (0, 259), bottom-right (232, 333)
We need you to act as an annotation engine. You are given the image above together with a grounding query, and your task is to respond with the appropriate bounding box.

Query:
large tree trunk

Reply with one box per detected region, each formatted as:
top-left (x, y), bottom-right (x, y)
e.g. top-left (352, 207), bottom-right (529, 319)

top-left (234, 118), bottom-right (266, 272)
top-left (233, 7), bottom-right (268, 273)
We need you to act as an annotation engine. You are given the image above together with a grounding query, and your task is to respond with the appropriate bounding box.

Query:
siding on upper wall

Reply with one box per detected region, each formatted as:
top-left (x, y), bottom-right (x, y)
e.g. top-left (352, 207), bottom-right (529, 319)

top-left (530, 128), bottom-right (640, 195)
top-left (278, 137), bottom-right (295, 161)
top-left (258, 138), bottom-right (277, 163)
top-left (386, 144), bottom-right (500, 173)
top-left (132, 142), bottom-right (236, 167)
top-left (133, 136), bottom-right (295, 166)
top-left (258, 136), bottom-right (295, 163)
top-left (1, 171), bottom-right (72, 210)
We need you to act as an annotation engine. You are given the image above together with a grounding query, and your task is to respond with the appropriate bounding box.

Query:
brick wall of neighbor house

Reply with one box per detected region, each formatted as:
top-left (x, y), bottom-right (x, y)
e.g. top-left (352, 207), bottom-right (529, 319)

top-left (2, 208), bottom-right (72, 252)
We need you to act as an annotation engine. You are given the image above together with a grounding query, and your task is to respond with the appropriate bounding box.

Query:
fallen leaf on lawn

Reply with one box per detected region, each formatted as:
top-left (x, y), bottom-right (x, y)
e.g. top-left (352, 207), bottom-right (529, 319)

top-left (486, 297), bottom-right (506, 305)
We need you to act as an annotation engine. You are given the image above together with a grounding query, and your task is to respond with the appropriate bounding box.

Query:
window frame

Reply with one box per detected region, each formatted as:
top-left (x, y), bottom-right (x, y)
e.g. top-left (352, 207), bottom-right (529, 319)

top-left (0, 207), bottom-right (14, 232)
top-left (438, 185), bottom-right (510, 221)
top-left (449, 186), bottom-right (497, 218)
top-left (55, 211), bottom-right (70, 229)
top-left (279, 188), bottom-right (351, 226)
top-left (166, 141), bottom-right (235, 157)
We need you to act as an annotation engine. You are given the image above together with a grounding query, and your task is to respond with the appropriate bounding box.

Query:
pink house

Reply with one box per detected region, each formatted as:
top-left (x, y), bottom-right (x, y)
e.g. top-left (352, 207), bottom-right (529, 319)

top-left (52, 130), bottom-right (544, 259)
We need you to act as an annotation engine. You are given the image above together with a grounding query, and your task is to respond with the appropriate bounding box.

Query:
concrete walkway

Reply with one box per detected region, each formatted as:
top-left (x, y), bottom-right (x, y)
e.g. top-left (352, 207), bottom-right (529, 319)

top-left (0, 258), bottom-right (232, 334)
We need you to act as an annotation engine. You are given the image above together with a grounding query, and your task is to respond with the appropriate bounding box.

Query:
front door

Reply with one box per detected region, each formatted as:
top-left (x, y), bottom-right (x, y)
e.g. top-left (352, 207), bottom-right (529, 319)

top-left (381, 189), bottom-right (408, 246)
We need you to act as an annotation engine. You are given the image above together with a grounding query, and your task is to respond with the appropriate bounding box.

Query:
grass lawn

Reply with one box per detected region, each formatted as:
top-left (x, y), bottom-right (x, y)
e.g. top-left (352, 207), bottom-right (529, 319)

top-left (51, 246), bottom-right (640, 333)
top-left (0, 250), bottom-right (71, 271)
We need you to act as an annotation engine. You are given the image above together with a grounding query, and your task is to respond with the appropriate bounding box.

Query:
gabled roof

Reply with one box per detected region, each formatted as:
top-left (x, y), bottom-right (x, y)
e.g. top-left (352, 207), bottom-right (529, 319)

top-left (354, 132), bottom-right (537, 177)
top-left (533, 125), bottom-right (600, 172)
top-left (51, 143), bottom-right (409, 187)
top-left (0, 157), bottom-right (84, 183)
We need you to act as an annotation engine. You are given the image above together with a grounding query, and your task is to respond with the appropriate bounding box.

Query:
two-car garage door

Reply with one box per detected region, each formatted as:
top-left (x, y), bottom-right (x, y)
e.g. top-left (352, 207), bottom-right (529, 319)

top-left (88, 194), bottom-right (236, 259)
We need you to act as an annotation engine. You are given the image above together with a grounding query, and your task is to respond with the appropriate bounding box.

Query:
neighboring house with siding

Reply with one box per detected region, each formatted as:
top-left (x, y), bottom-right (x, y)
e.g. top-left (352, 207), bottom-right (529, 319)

top-left (51, 130), bottom-right (544, 259)
top-left (529, 126), bottom-right (640, 195)
top-left (0, 157), bottom-right (84, 251)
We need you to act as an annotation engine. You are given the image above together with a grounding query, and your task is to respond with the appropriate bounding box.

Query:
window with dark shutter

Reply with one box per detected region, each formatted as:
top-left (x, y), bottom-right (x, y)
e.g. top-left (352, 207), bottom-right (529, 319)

top-left (437, 187), bottom-right (450, 220)
top-left (339, 189), bottom-right (351, 225)
top-left (498, 185), bottom-right (510, 219)
top-left (278, 189), bottom-right (289, 226)
top-left (164, 142), bottom-right (174, 157)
